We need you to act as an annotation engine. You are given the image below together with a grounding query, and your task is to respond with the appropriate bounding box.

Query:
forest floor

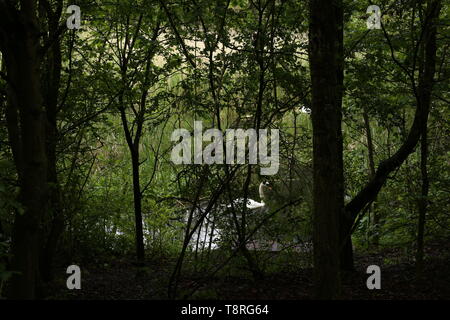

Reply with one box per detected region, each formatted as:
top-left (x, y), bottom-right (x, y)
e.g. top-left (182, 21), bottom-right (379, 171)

top-left (48, 237), bottom-right (450, 300)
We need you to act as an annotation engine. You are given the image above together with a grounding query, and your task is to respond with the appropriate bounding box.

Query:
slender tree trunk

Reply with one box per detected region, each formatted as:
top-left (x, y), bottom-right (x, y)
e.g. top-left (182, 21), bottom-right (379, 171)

top-left (119, 92), bottom-right (145, 264)
top-left (309, 0), bottom-right (344, 299)
top-left (415, 0), bottom-right (438, 276)
top-left (114, 15), bottom-right (158, 264)
top-left (416, 120), bottom-right (428, 276)
top-left (131, 148), bottom-right (145, 263)
top-left (363, 107), bottom-right (379, 248)
top-left (40, 9), bottom-right (64, 283)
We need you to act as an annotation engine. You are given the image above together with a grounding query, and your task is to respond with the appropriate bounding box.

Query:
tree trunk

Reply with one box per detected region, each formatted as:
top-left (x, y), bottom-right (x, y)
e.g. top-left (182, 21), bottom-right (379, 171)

top-left (309, 0), bottom-right (344, 299)
top-left (416, 117), bottom-right (428, 276)
top-left (131, 149), bottom-right (145, 263)
top-left (118, 92), bottom-right (145, 264)
top-left (1, 1), bottom-right (48, 299)
top-left (363, 107), bottom-right (380, 249)
top-left (416, 0), bottom-right (438, 277)
top-left (40, 8), bottom-right (64, 283)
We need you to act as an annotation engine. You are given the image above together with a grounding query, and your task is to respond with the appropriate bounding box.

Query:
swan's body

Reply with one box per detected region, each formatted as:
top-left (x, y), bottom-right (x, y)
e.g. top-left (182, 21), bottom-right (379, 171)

top-left (246, 198), bottom-right (265, 209)
top-left (187, 182), bottom-right (272, 250)
top-left (226, 197), bottom-right (265, 210)
top-left (225, 182), bottom-right (271, 210)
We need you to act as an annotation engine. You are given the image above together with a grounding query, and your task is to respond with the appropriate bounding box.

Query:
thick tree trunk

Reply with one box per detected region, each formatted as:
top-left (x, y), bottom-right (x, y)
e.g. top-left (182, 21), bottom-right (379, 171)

top-left (1, 1), bottom-right (48, 298)
top-left (339, 232), bottom-right (354, 271)
top-left (309, 0), bottom-right (344, 299)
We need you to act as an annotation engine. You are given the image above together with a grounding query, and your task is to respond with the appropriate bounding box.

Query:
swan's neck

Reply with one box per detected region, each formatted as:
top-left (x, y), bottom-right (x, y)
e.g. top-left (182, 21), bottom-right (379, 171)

top-left (259, 183), bottom-right (265, 201)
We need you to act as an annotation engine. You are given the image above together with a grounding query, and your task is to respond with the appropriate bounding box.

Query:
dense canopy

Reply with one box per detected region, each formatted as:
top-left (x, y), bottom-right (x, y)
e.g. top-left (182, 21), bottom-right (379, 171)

top-left (0, 0), bottom-right (448, 301)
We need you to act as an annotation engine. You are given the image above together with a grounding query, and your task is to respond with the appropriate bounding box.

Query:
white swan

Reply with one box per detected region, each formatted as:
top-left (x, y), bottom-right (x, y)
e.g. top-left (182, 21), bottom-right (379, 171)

top-left (188, 182), bottom-right (272, 250)
top-left (226, 182), bottom-right (271, 210)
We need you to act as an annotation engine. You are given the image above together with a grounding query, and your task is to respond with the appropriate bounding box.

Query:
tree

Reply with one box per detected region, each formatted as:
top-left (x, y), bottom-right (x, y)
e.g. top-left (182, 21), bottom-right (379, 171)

top-left (416, 0), bottom-right (440, 277)
top-left (362, 105), bottom-right (379, 248)
top-left (39, 0), bottom-right (66, 284)
top-left (341, 0), bottom-right (442, 271)
top-left (308, 0), bottom-right (344, 299)
top-left (0, 0), bottom-right (48, 298)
